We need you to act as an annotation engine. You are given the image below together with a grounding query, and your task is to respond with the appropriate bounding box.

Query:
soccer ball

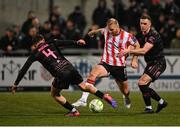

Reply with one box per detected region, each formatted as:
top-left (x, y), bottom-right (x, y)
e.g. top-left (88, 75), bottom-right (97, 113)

top-left (89, 99), bottom-right (103, 113)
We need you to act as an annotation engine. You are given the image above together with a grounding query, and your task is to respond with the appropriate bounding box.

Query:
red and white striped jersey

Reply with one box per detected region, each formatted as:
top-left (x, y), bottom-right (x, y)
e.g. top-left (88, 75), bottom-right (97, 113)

top-left (101, 28), bottom-right (137, 66)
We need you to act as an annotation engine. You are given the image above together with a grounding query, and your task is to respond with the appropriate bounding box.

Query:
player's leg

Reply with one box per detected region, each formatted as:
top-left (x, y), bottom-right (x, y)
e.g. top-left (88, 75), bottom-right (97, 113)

top-left (138, 73), bottom-right (154, 113)
top-left (72, 92), bottom-right (89, 107)
top-left (70, 64), bottom-right (117, 108)
top-left (116, 80), bottom-right (129, 96)
top-left (78, 81), bottom-right (117, 108)
top-left (110, 66), bottom-right (131, 108)
top-left (115, 80), bottom-right (131, 109)
top-left (149, 86), bottom-right (168, 113)
top-left (145, 59), bottom-right (167, 113)
top-left (72, 64), bottom-right (109, 107)
top-left (144, 58), bottom-right (167, 113)
top-left (51, 80), bottom-right (80, 116)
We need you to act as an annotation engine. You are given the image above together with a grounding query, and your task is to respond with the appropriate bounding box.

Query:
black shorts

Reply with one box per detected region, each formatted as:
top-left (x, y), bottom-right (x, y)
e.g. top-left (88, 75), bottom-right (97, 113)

top-left (99, 62), bottom-right (128, 81)
top-left (52, 64), bottom-right (83, 89)
top-left (144, 57), bottom-right (166, 82)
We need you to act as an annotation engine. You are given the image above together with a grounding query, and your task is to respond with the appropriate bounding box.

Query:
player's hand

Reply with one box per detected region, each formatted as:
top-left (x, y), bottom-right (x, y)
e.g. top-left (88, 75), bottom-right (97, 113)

top-left (131, 59), bottom-right (138, 69)
top-left (118, 48), bottom-right (130, 57)
top-left (118, 51), bottom-right (124, 57)
top-left (11, 84), bottom-right (17, 94)
top-left (88, 31), bottom-right (94, 37)
top-left (77, 39), bottom-right (86, 45)
top-left (123, 48), bottom-right (130, 56)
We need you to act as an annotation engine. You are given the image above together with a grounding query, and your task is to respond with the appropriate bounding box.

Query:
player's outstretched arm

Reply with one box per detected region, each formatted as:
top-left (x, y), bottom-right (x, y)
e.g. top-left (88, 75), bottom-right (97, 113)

top-left (77, 39), bottom-right (86, 45)
top-left (54, 39), bottom-right (86, 47)
top-left (125, 42), bottom-right (153, 56)
top-left (88, 28), bottom-right (103, 37)
top-left (12, 56), bottom-right (34, 94)
top-left (131, 42), bottom-right (140, 69)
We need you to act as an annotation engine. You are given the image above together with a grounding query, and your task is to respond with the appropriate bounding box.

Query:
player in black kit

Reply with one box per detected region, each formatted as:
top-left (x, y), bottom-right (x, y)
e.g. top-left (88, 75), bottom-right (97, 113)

top-left (123, 15), bottom-right (167, 113)
top-left (11, 35), bottom-right (117, 116)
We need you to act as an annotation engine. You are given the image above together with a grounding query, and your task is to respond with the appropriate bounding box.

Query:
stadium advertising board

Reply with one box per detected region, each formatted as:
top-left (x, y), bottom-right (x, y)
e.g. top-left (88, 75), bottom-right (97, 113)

top-left (0, 58), bottom-right (53, 87)
top-left (0, 56), bottom-right (180, 91)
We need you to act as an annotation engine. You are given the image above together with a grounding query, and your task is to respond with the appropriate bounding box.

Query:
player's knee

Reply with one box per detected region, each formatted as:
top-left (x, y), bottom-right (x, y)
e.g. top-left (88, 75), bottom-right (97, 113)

top-left (138, 79), bottom-right (148, 86)
top-left (79, 84), bottom-right (86, 91)
top-left (138, 80), bottom-right (143, 86)
top-left (79, 83), bottom-right (92, 92)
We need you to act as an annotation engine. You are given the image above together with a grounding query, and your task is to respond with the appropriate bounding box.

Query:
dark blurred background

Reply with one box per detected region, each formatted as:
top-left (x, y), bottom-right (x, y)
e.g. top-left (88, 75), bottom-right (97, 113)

top-left (0, 0), bottom-right (179, 56)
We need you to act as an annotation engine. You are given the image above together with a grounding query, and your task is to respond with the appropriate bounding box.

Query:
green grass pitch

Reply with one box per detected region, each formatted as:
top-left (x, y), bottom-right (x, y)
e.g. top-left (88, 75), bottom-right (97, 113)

top-left (0, 91), bottom-right (180, 126)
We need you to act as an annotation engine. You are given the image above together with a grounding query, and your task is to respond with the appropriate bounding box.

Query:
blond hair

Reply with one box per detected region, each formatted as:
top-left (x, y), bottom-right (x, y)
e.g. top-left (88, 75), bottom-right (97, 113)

top-left (107, 18), bottom-right (119, 27)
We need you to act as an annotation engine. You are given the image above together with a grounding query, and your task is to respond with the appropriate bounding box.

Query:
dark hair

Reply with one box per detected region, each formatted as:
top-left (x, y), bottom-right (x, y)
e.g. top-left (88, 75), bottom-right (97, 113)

top-left (98, 0), bottom-right (106, 8)
top-left (6, 28), bottom-right (14, 33)
top-left (28, 10), bottom-right (34, 15)
top-left (75, 5), bottom-right (81, 11)
top-left (32, 34), bottom-right (44, 44)
top-left (44, 20), bottom-right (50, 24)
top-left (32, 16), bottom-right (38, 21)
top-left (140, 14), bottom-right (152, 22)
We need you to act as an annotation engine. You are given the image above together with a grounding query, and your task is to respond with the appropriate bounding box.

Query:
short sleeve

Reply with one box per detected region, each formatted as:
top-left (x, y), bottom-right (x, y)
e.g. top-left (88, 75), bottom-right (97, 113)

top-left (147, 36), bottom-right (156, 45)
top-left (128, 35), bottom-right (138, 45)
top-left (101, 28), bottom-right (106, 35)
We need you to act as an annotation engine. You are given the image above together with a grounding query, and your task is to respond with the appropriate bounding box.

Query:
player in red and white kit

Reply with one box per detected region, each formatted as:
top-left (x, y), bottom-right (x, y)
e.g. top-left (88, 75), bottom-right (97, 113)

top-left (73, 18), bottom-right (140, 108)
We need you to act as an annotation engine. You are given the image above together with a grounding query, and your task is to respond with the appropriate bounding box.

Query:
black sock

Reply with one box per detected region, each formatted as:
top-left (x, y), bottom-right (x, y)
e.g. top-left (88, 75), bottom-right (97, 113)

top-left (94, 90), bottom-right (104, 99)
top-left (62, 101), bottom-right (74, 111)
top-left (139, 85), bottom-right (151, 106)
top-left (149, 87), bottom-right (161, 101)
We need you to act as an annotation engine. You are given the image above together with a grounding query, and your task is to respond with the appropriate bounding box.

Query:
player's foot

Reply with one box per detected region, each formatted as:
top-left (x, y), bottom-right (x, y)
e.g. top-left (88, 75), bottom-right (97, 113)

top-left (72, 99), bottom-right (87, 107)
top-left (156, 101), bottom-right (168, 113)
top-left (144, 108), bottom-right (154, 114)
top-left (65, 110), bottom-right (80, 117)
top-left (123, 95), bottom-right (131, 109)
top-left (103, 93), bottom-right (118, 108)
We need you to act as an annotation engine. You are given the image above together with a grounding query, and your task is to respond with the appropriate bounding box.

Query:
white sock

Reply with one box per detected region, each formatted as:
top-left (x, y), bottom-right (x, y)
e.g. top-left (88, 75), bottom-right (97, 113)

top-left (71, 108), bottom-right (77, 112)
top-left (146, 106), bottom-right (152, 109)
top-left (159, 98), bottom-right (164, 104)
top-left (80, 92), bottom-right (90, 102)
top-left (79, 81), bottom-right (94, 102)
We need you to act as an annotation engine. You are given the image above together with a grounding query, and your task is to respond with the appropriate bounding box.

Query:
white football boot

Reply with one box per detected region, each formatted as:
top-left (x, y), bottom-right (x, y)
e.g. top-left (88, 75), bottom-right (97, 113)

top-left (72, 99), bottom-right (87, 107)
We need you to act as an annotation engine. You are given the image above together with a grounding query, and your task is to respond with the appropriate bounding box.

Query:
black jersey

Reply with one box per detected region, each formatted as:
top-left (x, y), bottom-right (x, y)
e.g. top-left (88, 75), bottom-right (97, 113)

top-left (136, 29), bottom-right (165, 63)
top-left (14, 40), bottom-right (78, 85)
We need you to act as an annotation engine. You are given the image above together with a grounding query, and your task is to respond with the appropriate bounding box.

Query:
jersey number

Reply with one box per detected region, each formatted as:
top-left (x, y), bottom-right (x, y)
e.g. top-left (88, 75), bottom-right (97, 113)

top-left (42, 49), bottom-right (57, 59)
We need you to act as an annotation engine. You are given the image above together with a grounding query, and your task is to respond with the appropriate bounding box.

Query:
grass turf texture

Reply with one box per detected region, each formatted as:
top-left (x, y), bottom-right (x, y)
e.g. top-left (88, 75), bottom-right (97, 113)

top-left (0, 91), bottom-right (180, 126)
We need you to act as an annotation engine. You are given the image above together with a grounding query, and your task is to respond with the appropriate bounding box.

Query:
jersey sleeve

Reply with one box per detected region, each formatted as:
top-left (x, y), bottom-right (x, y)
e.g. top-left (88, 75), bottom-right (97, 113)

top-left (100, 28), bottom-right (106, 35)
top-left (147, 35), bottom-right (156, 45)
top-left (53, 39), bottom-right (77, 47)
top-left (128, 34), bottom-right (138, 45)
top-left (14, 54), bottom-right (35, 85)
